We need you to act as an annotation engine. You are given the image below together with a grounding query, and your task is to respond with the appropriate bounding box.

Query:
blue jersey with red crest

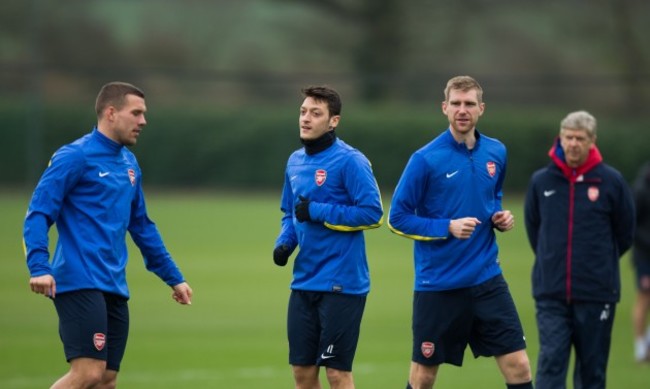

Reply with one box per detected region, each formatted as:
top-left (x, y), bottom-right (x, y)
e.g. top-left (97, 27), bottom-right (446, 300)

top-left (24, 128), bottom-right (184, 298)
top-left (275, 138), bottom-right (383, 295)
top-left (388, 129), bottom-right (506, 291)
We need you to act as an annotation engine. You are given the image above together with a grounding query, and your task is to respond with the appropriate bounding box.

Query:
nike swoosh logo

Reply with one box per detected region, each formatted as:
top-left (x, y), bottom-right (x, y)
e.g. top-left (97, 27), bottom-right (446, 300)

top-left (543, 190), bottom-right (556, 197)
top-left (320, 354), bottom-right (336, 360)
top-left (290, 175), bottom-right (298, 181)
top-left (99, 172), bottom-right (110, 177)
top-left (446, 170), bottom-right (459, 178)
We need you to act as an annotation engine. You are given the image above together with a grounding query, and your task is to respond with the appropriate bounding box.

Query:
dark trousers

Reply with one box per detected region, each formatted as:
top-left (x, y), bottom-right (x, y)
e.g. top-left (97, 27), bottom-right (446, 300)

top-left (535, 298), bottom-right (615, 389)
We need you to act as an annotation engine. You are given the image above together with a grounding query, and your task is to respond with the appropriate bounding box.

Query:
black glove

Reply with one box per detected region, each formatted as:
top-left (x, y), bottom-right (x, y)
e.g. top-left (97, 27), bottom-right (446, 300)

top-left (294, 195), bottom-right (312, 222)
top-left (273, 244), bottom-right (291, 266)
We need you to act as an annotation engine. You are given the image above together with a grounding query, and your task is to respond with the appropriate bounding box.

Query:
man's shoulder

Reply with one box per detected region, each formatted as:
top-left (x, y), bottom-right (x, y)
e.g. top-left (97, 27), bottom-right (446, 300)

top-left (477, 132), bottom-right (507, 153)
top-left (51, 134), bottom-right (91, 164)
top-left (287, 147), bottom-right (306, 161)
top-left (589, 162), bottom-right (626, 184)
top-left (528, 163), bottom-right (559, 184)
top-left (334, 139), bottom-right (368, 161)
top-left (414, 132), bottom-right (449, 154)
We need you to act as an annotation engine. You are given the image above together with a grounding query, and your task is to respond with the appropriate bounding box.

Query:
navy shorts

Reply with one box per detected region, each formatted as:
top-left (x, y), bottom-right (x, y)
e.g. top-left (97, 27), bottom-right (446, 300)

top-left (287, 290), bottom-right (366, 372)
top-left (411, 274), bottom-right (527, 366)
top-left (53, 289), bottom-right (129, 371)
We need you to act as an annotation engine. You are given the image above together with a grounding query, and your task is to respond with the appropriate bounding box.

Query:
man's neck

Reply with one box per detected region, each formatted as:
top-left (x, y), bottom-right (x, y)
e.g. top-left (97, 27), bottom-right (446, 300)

top-left (450, 128), bottom-right (476, 149)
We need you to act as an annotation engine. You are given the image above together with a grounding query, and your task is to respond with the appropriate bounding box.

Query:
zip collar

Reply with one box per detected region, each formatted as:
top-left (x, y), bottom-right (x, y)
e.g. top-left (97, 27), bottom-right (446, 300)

top-left (548, 137), bottom-right (602, 182)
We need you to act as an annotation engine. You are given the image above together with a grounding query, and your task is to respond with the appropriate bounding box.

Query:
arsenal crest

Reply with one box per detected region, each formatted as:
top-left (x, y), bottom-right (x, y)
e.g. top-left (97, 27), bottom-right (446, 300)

top-left (128, 169), bottom-right (136, 186)
top-left (587, 186), bottom-right (599, 202)
top-left (315, 169), bottom-right (327, 186)
top-left (486, 161), bottom-right (496, 177)
top-left (93, 333), bottom-right (106, 351)
top-left (421, 341), bottom-right (435, 358)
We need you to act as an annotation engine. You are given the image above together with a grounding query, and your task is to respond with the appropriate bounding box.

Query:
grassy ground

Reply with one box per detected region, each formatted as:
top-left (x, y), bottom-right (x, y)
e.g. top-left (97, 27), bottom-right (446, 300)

top-left (1, 190), bottom-right (648, 388)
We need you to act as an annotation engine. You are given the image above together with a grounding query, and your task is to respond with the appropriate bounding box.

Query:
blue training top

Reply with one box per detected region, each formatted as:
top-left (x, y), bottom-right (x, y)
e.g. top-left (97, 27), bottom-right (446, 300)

top-left (275, 138), bottom-right (383, 295)
top-left (23, 128), bottom-right (185, 298)
top-left (388, 129), bottom-right (506, 291)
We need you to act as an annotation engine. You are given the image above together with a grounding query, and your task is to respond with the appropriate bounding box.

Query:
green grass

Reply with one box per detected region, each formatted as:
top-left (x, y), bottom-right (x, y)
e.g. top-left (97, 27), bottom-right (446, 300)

top-left (1, 190), bottom-right (648, 388)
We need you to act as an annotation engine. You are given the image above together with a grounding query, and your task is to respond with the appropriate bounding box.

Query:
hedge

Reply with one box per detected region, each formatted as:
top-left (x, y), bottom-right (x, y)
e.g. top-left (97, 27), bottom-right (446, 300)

top-left (3, 103), bottom-right (645, 193)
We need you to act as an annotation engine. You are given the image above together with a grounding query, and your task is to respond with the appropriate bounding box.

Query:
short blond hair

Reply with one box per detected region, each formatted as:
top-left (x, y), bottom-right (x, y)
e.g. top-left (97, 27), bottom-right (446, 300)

top-left (444, 75), bottom-right (483, 103)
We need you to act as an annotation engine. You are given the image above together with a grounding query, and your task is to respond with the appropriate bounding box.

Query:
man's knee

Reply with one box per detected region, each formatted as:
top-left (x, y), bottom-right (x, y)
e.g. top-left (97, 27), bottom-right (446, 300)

top-left (97, 369), bottom-right (118, 389)
top-left (498, 350), bottom-right (532, 383)
top-left (325, 367), bottom-right (353, 387)
top-left (292, 365), bottom-right (320, 388)
top-left (69, 357), bottom-right (107, 386)
top-left (410, 362), bottom-right (438, 388)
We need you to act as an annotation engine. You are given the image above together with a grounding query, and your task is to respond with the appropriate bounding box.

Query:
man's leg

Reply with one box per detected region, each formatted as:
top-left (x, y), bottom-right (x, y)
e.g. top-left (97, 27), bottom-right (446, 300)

top-left (633, 289), bottom-right (650, 361)
top-left (288, 291), bottom-right (321, 388)
top-left (535, 299), bottom-right (572, 389)
top-left (408, 289), bottom-right (472, 389)
top-left (292, 365), bottom-right (321, 389)
top-left (408, 361), bottom-right (439, 389)
top-left (103, 292), bottom-right (129, 388)
top-left (52, 291), bottom-right (110, 389)
top-left (633, 263), bottom-right (650, 362)
top-left (50, 357), bottom-right (106, 389)
top-left (468, 275), bottom-right (532, 388)
top-left (495, 350), bottom-right (533, 387)
top-left (317, 293), bottom-right (366, 389)
top-left (573, 302), bottom-right (615, 389)
top-left (325, 367), bottom-right (354, 389)
top-left (96, 369), bottom-right (118, 389)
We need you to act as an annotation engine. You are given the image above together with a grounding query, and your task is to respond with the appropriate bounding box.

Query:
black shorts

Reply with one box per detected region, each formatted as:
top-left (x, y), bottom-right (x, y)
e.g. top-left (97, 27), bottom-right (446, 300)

top-left (53, 289), bottom-right (129, 371)
top-left (411, 274), bottom-right (527, 366)
top-left (287, 290), bottom-right (366, 372)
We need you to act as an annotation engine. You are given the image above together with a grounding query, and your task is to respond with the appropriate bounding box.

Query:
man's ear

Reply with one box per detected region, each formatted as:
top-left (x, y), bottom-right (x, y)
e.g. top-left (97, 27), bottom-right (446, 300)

top-left (103, 106), bottom-right (116, 122)
top-left (329, 115), bottom-right (340, 129)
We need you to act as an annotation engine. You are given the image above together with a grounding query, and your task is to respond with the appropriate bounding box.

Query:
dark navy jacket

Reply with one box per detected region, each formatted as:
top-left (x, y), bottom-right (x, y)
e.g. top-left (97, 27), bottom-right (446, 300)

top-left (524, 139), bottom-right (635, 303)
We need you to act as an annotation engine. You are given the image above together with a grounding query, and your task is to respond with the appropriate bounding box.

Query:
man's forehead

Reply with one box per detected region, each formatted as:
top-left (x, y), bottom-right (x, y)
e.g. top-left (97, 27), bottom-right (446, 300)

top-left (301, 97), bottom-right (327, 110)
top-left (448, 88), bottom-right (479, 101)
top-left (561, 127), bottom-right (589, 136)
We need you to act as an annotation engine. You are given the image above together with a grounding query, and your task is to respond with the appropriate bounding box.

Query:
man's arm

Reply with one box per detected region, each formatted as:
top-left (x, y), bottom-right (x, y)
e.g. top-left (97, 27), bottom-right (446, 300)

top-left (612, 171), bottom-right (636, 256)
top-left (24, 146), bottom-right (84, 295)
top-left (306, 155), bottom-right (384, 231)
top-left (388, 153), bottom-right (450, 241)
top-left (128, 175), bottom-right (186, 287)
top-left (273, 171), bottom-right (298, 266)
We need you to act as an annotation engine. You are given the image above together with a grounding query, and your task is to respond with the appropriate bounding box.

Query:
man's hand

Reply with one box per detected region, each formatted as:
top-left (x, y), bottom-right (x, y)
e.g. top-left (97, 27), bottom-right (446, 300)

top-left (29, 274), bottom-right (56, 298)
top-left (273, 244), bottom-right (291, 266)
top-left (492, 210), bottom-right (514, 232)
top-left (294, 196), bottom-right (312, 222)
top-left (449, 217), bottom-right (481, 239)
top-left (172, 282), bottom-right (193, 305)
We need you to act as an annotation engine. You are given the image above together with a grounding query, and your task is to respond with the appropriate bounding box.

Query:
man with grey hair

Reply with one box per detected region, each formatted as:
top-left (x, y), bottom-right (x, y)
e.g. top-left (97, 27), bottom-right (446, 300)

top-left (524, 110), bottom-right (635, 388)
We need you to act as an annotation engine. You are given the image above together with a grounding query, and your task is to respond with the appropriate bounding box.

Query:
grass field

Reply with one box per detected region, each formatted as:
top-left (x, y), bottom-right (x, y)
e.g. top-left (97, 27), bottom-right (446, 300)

top-left (1, 190), bottom-right (648, 388)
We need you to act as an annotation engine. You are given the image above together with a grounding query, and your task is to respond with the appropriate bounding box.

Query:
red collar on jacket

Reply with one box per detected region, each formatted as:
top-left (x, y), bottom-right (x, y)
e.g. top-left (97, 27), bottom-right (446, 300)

top-left (548, 137), bottom-right (603, 182)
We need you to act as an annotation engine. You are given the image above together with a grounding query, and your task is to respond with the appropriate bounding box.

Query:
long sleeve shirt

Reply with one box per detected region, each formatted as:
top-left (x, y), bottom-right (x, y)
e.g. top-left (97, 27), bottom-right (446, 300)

top-left (24, 128), bottom-right (185, 298)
